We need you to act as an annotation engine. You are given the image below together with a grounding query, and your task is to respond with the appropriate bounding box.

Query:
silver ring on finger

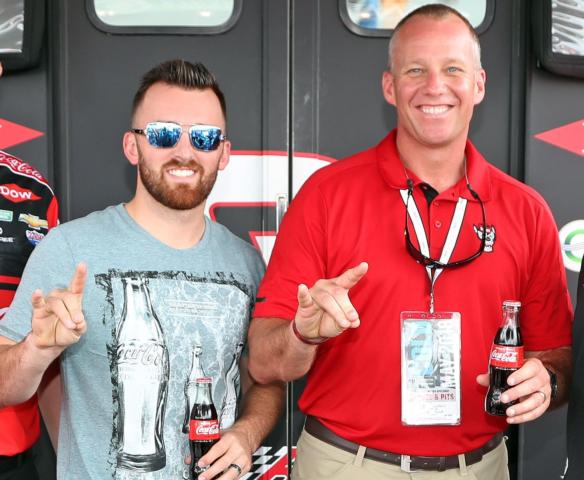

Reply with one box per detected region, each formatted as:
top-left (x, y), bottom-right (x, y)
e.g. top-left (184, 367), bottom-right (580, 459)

top-left (535, 390), bottom-right (547, 404)
top-left (228, 463), bottom-right (242, 477)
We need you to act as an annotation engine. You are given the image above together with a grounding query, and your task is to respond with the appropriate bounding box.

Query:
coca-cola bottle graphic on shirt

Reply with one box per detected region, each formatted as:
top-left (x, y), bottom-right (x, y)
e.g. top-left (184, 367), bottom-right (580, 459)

top-left (115, 276), bottom-right (170, 472)
top-left (182, 345), bottom-right (206, 433)
top-left (220, 343), bottom-right (244, 429)
top-left (485, 300), bottom-right (524, 416)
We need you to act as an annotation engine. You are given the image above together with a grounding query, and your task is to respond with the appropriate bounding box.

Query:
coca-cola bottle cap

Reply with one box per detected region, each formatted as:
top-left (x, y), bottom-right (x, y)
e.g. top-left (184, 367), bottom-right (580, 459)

top-left (195, 377), bottom-right (212, 383)
top-left (502, 300), bottom-right (521, 309)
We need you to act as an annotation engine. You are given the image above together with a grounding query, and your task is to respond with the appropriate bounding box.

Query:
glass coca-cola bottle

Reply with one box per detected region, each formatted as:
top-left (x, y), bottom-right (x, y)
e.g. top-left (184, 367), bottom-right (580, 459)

top-left (116, 276), bottom-right (169, 472)
top-left (485, 300), bottom-right (523, 416)
top-left (183, 345), bottom-right (206, 433)
top-left (190, 377), bottom-right (220, 480)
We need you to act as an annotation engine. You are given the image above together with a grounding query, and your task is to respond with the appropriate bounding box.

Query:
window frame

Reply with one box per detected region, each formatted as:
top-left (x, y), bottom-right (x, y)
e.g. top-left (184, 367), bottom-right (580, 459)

top-left (86, 0), bottom-right (242, 35)
top-left (338, 0), bottom-right (495, 38)
top-left (0, 0), bottom-right (45, 71)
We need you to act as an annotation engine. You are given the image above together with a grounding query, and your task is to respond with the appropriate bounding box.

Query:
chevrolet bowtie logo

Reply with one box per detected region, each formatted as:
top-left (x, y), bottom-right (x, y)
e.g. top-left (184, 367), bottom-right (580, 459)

top-left (534, 119), bottom-right (584, 158)
top-left (0, 118), bottom-right (44, 149)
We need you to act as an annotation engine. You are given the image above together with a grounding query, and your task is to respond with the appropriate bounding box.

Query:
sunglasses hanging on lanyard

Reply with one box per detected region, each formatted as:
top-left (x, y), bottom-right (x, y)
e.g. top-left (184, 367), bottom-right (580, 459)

top-left (402, 177), bottom-right (486, 312)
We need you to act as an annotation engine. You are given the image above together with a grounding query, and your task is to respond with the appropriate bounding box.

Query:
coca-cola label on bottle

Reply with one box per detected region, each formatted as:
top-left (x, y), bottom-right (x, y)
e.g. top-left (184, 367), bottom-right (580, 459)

top-left (489, 345), bottom-right (524, 368)
top-left (189, 420), bottom-right (220, 441)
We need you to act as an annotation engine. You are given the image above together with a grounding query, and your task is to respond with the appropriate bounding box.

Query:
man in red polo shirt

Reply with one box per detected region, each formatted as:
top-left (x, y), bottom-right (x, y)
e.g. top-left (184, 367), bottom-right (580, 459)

top-left (248, 5), bottom-right (572, 479)
top-left (0, 62), bottom-right (60, 480)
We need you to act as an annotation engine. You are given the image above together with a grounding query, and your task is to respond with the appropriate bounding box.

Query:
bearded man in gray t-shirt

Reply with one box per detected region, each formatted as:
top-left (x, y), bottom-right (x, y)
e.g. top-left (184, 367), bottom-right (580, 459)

top-left (0, 59), bottom-right (284, 480)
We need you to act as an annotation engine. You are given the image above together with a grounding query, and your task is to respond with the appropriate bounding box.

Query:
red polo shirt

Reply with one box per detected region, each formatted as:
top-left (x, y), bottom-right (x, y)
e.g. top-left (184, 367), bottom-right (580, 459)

top-left (253, 130), bottom-right (572, 456)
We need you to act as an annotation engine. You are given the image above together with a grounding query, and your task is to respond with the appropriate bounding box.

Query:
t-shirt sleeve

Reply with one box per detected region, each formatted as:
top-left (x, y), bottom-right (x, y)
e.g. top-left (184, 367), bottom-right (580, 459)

top-left (250, 246), bottom-right (266, 295)
top-left (253, 179), bottom-right (328, 321)
top-left (521, 201), bottom-right (573, 351)
top-left (0, 228), bottom-right (75, 342)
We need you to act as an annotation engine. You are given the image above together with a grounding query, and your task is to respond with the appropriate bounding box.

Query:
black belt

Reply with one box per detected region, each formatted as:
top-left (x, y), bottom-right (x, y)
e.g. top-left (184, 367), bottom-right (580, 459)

top-left (0, 451), bottom-right (27, 473)
top-left (304, 416), bottom-right (503, 472)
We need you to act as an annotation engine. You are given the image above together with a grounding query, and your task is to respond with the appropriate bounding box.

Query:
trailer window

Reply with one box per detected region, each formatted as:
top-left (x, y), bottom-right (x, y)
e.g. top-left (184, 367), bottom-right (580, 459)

top-left (0, 0), bottom-right (24, 54)
top-left (341, 0), bottom-right (493, 37)
top-left (89, 0), bottom-right (239, 33)
top-left (551, 1), bottom-right (584, 56)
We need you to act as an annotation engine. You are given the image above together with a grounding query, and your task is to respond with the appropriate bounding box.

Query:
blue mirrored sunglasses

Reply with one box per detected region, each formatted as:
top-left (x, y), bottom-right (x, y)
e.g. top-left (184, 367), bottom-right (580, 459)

top-left (131, 122), bottom-right (226, 151)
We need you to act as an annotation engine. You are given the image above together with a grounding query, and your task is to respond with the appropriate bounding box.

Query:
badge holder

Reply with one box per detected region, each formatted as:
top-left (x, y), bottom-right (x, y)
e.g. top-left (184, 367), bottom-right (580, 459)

top-left (400, 311), bottom-right (461, 426)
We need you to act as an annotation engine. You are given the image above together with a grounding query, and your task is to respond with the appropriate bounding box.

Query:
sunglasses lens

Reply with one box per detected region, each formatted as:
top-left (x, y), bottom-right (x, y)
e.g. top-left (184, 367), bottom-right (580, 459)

top-left (190, 127), bottom-right (222, 152)
top-left (146, 122), bottom-right (181, 148)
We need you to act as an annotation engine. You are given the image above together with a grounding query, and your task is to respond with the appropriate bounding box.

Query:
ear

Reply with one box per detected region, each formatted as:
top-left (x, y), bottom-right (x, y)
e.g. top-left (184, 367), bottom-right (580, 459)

top-left (382, 70), bottom-right (397, 107)
top-left (218, 140), bottom-right (231, 171)
top-left (473, 69), bottom-right (486, 105)
top-left (123, 131), bottom-right (140, 166)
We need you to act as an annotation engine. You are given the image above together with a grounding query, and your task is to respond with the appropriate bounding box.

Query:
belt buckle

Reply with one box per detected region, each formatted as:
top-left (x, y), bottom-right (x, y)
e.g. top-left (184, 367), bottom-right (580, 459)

top-left (400, 455), bottom-right (419, 473)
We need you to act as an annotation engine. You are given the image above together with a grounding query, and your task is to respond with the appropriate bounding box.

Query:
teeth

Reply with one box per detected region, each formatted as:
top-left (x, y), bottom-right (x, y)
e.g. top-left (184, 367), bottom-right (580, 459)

top-left (168, 169), bottom-right (194, 177)
top-left (420, 105), bottom-right (449, 115)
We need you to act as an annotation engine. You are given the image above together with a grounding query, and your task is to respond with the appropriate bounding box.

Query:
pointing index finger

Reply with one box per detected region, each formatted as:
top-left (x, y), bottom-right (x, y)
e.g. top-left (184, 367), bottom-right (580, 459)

top-left (334, 262), bottom-right (368, 290)
top-left (69, 263), bottom-right (87, 295)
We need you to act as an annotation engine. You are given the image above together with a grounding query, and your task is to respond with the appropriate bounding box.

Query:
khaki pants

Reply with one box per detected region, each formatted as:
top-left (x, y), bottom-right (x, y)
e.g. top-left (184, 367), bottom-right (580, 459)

top-left (292, 430), bottom-right (510, 480)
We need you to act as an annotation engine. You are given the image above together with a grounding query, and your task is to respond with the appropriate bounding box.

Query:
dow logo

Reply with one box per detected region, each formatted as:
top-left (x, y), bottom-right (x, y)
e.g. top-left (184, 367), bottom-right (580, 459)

top-left (559, 220), bottom-right (584, 272)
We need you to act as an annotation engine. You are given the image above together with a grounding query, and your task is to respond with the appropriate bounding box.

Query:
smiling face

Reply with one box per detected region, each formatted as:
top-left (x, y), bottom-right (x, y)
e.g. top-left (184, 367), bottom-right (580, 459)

top-left (382, 13), bottom-right (485, 150)
top-left (124, 82), bottom-right (230, 211)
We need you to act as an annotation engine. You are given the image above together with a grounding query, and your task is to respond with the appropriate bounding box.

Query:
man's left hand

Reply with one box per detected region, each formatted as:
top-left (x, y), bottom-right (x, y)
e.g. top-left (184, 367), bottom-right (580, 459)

top-left (476, 357), bottom-right (551, 424)
top-left (191, 426), bottom-right (253, 480)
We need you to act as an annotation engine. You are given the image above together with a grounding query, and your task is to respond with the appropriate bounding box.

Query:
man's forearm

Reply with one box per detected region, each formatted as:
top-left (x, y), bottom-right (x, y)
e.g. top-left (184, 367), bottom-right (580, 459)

top-left (248, 317), bottom-right (318, 384)
top-left (38, 359), bottom-right (62, 450)
top-left (0, 336), bottom-right (62, 408)
top-left (231, 380), bottom-right (285, 452)
top-left (529, 346), bottom-right (572, 408)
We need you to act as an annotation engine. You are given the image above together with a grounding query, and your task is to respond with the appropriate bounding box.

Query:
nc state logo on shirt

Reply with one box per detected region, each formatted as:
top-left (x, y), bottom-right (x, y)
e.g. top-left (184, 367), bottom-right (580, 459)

top-left (474, 224), bottom-right (496, 253)
top-left (0, 184), bottom-right (41, 203)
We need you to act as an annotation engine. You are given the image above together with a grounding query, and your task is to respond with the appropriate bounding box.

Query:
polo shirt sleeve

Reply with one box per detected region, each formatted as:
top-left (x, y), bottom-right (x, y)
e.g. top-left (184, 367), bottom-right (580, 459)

top-left (520, 201), bottom-right (573, 351)
top-left (253, 177), bottom-right (328, 321)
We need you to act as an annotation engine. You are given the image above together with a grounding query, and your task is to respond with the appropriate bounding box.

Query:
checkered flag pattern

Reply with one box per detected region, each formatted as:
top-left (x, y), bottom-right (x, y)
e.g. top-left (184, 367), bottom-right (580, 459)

top-left (242, 445), bottom-right (295, 479)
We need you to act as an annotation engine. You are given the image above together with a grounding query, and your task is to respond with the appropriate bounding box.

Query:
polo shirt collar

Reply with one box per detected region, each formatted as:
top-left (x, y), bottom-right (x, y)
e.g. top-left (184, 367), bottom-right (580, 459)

top-left (376, 129), bottom-right (492, 202)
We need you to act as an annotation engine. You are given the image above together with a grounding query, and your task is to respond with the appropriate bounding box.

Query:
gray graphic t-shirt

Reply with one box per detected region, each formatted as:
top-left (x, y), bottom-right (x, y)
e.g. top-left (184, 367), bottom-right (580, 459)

top-left (0, 204), bottom-right (264, 479)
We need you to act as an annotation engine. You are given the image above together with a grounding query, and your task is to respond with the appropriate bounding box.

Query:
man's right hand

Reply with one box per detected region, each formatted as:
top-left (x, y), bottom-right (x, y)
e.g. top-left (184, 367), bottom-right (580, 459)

top-left (294, 262), bottom-right (368, 341)
top-left (30, 263), bottom-right (87, 349)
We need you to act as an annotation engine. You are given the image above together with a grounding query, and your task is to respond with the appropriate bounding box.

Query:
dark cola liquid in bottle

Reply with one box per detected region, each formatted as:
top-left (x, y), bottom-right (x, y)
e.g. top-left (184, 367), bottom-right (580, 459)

top-left (189, 377), bottom-right (220, 480)
top-left (485, 300), bottom-right (524, 416)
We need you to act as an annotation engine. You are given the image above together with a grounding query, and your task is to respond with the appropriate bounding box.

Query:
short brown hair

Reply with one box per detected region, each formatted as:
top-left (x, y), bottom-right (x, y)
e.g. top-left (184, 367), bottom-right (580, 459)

top-left (387, 4), bottom-right (482, 71)
top-left (131, 59), bottom-right (226, 122)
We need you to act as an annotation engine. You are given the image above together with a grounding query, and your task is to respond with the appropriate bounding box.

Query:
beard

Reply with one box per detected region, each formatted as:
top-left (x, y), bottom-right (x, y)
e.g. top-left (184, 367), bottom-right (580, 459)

top-left (137, 152), bottom-right (219, 211)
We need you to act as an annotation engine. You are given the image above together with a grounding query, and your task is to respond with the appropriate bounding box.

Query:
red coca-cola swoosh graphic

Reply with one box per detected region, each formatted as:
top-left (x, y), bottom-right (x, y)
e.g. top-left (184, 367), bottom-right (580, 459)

top-left (0, 118), bottom-right (44, 149)
top-left (534, 119), bottom-right (584, 158)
